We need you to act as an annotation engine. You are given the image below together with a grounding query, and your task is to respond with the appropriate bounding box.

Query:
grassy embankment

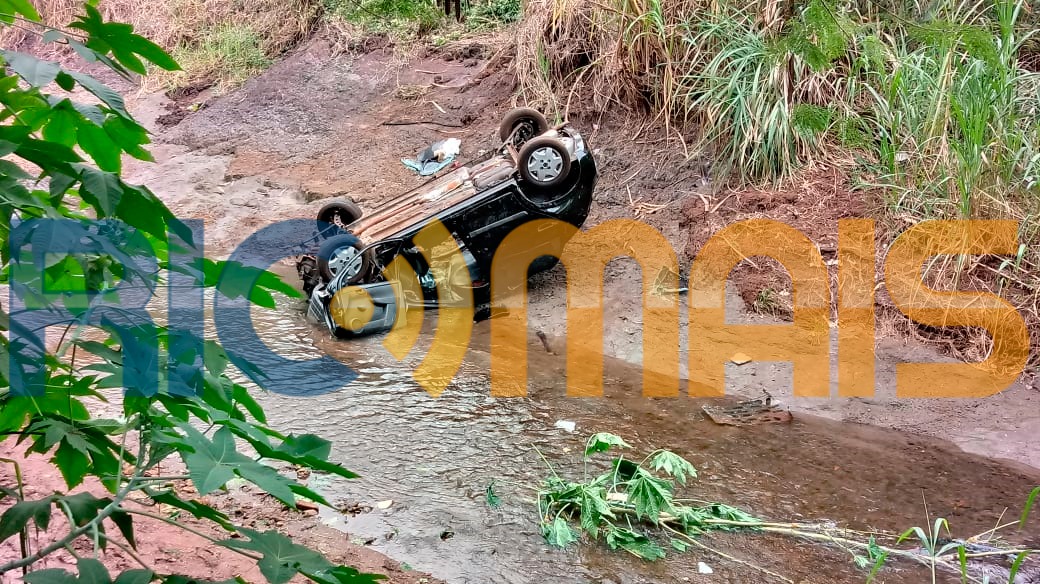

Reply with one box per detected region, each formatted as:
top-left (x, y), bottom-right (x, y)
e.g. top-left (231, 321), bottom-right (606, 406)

top-left (514, 0), bottom-right (1040, 363)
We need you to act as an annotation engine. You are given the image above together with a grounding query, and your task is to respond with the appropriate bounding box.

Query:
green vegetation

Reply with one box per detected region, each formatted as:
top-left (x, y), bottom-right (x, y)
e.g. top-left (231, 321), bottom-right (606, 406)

top-left (168, 25), bottom-right (271, 89)
top-left (519, 0), bottom-right (1040, 218)
top-left (323, 0), bottom-right (444, 37)
top-left (0, 4), bottom-right (375, 583)
top-left (466, 0), bottom-right (522, 29)
top-left (322, 0), bottom-right (520, 40)
top-left (521, 433), bottom-right (1039, 583)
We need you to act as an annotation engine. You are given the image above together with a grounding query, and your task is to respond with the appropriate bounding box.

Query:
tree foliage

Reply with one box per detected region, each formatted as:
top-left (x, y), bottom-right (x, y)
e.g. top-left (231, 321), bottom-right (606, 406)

top-left (0, 3), bottom-right (377, 583)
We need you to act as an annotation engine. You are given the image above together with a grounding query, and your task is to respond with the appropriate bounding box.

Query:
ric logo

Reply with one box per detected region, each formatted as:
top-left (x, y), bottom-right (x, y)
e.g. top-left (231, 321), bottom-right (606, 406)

top-left (7, 217), bottom-right (1030, 400)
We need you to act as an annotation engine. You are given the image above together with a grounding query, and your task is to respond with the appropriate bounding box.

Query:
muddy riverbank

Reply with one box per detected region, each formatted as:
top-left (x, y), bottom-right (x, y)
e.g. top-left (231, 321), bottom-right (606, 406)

top-left (123, 35), bottom-right (1040, 472)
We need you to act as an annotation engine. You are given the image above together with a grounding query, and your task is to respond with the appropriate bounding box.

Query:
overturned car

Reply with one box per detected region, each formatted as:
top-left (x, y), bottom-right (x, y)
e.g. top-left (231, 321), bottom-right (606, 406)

top-left (294, 108), bottom-right (597, 338)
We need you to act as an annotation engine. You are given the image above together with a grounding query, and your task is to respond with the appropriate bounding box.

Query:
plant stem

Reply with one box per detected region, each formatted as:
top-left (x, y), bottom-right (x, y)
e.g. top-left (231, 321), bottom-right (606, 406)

top-left (0, 440), bottom-right (146, 574)
top-left (102, 535), bottom-right (152, 571)
top-left (663, 524), bottom-right (794, 583)
top-left (121, 509), bottom-right (262, 562)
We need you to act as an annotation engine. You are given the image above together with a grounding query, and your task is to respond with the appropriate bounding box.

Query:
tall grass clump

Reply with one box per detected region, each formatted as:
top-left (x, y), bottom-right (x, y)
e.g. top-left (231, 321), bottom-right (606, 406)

top-left (681, 7), bottom-right (845, 182)
top-left (518, 0), bottom-right (1040, 204)
top-left (846, 0), bottom-right (1040, 219)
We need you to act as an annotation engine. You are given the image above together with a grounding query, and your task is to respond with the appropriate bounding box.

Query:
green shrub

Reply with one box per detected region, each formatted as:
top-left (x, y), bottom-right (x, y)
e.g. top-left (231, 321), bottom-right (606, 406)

top-left (169, 25), bottom-right (271, 88)
top-left (324, 0), bottom-right (443, 36)
top-left (467, 0), bottom-right (522, 29)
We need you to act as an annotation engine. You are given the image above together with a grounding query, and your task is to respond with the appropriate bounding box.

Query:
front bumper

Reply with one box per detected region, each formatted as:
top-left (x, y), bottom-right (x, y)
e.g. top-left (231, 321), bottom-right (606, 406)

top-left (307, 280), bottom-right (402, 337)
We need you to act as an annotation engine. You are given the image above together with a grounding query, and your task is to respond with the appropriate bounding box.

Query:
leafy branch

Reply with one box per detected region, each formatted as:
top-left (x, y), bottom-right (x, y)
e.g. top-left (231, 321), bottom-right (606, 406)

top-left (521, 433), bottom-right (1039, 583)
top-left (0, 2), bottom-right (381, 583)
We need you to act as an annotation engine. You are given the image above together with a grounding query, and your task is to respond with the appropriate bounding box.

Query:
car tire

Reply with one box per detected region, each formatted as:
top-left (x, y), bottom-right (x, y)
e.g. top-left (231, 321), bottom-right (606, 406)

top-left (499, 108), bottom-right (549, 146)
top-left (317, 198), bottom-right (363, 235)
top-left (317, 233), bottom-right (369, 284)
top-left (518, 137), bottom-right (571, 189)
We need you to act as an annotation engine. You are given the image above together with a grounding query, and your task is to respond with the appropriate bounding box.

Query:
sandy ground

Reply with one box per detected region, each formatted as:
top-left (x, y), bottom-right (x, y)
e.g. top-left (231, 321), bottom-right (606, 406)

top-left (0, 449), bottom-right (440, 584)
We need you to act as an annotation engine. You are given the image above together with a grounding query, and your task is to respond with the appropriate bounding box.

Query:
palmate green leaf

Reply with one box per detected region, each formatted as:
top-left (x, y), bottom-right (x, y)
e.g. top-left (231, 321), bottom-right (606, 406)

top-left (147, 491), bottom-right (234, 531)
top-left (669, 538), bottom-right (687, 552)
top-left (541, 517), bottom-right (578, 548)
top-left (577, 485), bottom-right (614, 538)
top-left (232, 383), bottom-right (266, 423)
top-left (21, 561), bottom-right (121, 584)
top-left (689, 503), bottom-right (760, 529)
top-left (67, 70), bottom-right (129, 118)
top-left (181, 425), bottom-right (239, 494)
top-left (160, 573), bottom-right (241, 577)
top-left (0, 158), bottom-right (32, 180)
top-left (112, 570), bottom-right (154, 584)
top-left (77, 558), bottom-right (112, 584)
top-left (78, 166), bottom-right (123, 217)
top-left (16, 136), bottom-right (82, 176)
top-left (103, 115), bottom-right (152, 162)
top-left (178, 425), bottom-right (322, 506)
top-left (77, 121), bottom-right (121, 172)
top-left (43, 105), bottom-right (80, 147)
top-left (276, 434), bottom-right (332, 460)
top-left (625, 468), bottom-right (673, 523)
top-left (219, 528), bottom-right (332, 584)
top-left (24, 569), bottom-right (78, 584)
top-left (0, 497), bottom-right (54, 541)
top-left (0, 0), bottom-right (41, 22)
top-left (0, 50), bottom-right (60, 87)
top-left (60, 492), bottom-right (110, 528)
top-left (110, 509), bottom-right (136, 548)
top-left (605, 527), bottom-right (665, 561)
top-left (302, 566), bottom-right (385, 584)
top-left (0, 124), bottom-right (31, 156)
top-left (54, 440), bottom-right (91, 488)
top-left (69, 5), bottom-right (179, 75)
top-left (584, 432), bottom-right (631, 457)
top-left (210, 259), bottom-right (303, 308)
top-left (649, 450), bottom-right (697, 486)
top-left (229, 424), bottom-right (357, 481)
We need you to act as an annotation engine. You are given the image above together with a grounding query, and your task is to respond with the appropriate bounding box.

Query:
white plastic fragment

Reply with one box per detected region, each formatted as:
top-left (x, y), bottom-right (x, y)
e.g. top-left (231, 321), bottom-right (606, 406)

top-left (554, 420), bottom-right (576, 433)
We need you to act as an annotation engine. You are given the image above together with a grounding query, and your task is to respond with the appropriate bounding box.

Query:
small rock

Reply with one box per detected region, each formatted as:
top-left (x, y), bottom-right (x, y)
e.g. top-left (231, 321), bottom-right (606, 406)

top-left (730, 352), bottom-right (752, 365)
top-left (698, 561), bottom-right (713, 574)
top-left (375, 499), bottom-right (393, 510)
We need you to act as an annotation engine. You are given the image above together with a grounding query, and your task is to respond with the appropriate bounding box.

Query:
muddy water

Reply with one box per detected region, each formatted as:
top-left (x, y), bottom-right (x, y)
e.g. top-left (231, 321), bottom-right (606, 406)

top-left (232, 303), bottom-right (1040, 584)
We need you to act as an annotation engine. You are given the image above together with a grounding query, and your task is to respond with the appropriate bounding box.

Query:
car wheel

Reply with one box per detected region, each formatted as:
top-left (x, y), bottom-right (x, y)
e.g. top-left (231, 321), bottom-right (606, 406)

top-left (518, 137), bottom-right (571, 188)
top-left (499, 107), bottom-right (549, 147)
top-left (317, 198), bottom-right (363, 236)
top-left (317, 233), bottom-right (369, 284)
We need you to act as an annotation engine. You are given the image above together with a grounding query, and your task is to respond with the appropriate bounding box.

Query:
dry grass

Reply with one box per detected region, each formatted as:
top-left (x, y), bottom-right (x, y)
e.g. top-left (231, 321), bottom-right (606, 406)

top-left (1, 0), bottom-right (321, 88)
top-left (514, 0), bottom-right (851, 182)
